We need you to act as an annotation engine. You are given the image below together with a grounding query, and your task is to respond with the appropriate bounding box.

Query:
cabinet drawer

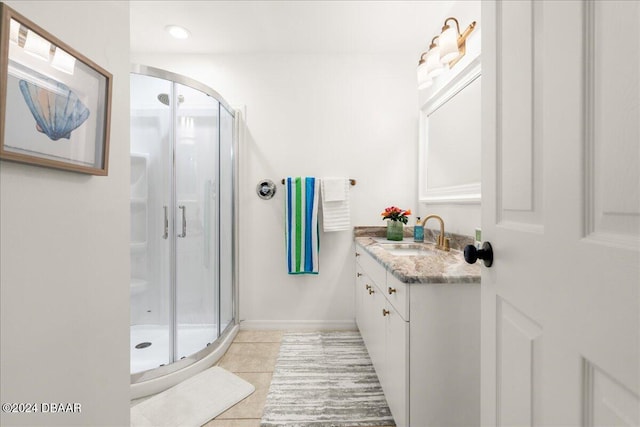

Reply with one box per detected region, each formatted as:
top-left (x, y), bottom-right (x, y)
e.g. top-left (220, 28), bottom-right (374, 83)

top-left (355, 244), bottom-right (386, 289)
top-left (386, 273), bottom-right (409, 321)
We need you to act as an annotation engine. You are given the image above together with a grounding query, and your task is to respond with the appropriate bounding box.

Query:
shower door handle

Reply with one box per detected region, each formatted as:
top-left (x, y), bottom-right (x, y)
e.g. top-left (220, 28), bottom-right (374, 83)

top-left (178, 205), bottom-right (187, 238)
top-left (162, 206), bottom-right (169, 239)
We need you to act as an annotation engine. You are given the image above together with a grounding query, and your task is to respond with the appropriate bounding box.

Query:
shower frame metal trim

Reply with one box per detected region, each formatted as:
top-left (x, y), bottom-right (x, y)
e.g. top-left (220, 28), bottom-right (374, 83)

top-left (130, 64), bottom-right (238, 385)
top-left (169, 78), bottom-right (177, 366)
top-left (130, 64), bottom-right (236, 117)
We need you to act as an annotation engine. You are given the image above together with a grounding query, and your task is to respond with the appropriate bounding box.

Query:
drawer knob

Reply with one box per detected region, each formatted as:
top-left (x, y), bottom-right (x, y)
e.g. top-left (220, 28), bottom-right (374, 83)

top-left (382, 309), bottom-right (390, 316)
top-left (355, 252), bottom-right (361, 257)
top-left (365, 284), bottom-right (372, 290)
top-left (388, 287), bottom-right (396, 295)
top-left (357, 272), bottom-right (363, 277)
top-left (369, 288), bottom-right (375, 295)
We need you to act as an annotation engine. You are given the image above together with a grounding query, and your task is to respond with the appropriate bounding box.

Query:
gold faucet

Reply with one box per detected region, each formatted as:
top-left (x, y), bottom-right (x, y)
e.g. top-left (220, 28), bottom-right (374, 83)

top-left (417, 214), bottom-right (450, 251)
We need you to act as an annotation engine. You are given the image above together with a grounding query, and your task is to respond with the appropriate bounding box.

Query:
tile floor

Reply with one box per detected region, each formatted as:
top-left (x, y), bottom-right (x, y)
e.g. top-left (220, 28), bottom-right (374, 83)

top-left (203, 329), bottom-right (394, 427)
top-left (133, 329), bottom-right (394, 427)
top-left (203, 330), bottom-right (284, 427)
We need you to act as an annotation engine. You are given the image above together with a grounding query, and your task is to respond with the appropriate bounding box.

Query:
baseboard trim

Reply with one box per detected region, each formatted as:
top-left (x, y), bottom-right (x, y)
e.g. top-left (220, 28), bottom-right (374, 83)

top-left (240, 319), bottom-right (357, 331)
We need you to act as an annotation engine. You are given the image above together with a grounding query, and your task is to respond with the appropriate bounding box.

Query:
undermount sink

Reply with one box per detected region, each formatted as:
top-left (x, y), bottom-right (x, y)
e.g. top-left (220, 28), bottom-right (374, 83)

top-left (373, 240), bottom-right (438, 257)
top-left (384, 247), bottom-right (429, 256)
top-left (385, 246), bottom-right (437, 257)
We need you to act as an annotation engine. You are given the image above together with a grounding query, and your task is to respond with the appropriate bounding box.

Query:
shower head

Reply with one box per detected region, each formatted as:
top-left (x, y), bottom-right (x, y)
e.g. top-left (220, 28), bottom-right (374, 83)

top-left (157, 94), bottom-right (185, 106)
top-left (157, 93), bottom-right (170, 106)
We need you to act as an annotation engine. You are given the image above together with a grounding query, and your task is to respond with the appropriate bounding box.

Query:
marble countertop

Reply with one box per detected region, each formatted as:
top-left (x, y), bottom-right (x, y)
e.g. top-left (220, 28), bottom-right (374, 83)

top-left (355, 236), bottom-right (481, 285)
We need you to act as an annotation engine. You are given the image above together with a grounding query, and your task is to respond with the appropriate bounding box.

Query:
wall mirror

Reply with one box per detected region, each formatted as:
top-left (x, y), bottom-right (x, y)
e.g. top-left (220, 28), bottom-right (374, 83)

top-left (418, 56), bottom-right (481, 204)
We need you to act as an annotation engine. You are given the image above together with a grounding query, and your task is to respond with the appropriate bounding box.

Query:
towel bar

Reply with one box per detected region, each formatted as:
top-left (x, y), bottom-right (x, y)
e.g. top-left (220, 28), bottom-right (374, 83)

top-left (281, 178), bottom-right (356, 186)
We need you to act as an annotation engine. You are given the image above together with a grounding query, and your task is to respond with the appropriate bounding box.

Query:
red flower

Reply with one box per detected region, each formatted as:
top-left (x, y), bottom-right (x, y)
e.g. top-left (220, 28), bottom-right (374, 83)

top-left (381, 205), bottom-right (411, 224)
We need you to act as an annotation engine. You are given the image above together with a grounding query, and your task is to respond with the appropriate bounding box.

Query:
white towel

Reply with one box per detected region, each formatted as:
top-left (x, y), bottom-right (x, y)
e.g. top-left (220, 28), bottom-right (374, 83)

top-left (322, 178), bottom-right (347, 201)
top-left (321, 178), bottom-right (351, 232)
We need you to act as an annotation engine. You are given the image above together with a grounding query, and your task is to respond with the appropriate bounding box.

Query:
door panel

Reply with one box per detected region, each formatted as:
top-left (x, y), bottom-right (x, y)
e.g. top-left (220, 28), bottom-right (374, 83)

top-left (129, 73), bottom-right (173, 373)
top-left (174, 83), bottom-right (219, 358)
top-left (585, 1), bottom-right (640, 246)
top-left (585, 361), bottom-right (640, 426)
top-left (499, 0), bottom-right (534, 213)
top-left (497, 298), bottom-right (542, 427)
top-left (355, 259), bottom-right (369, 341)
top-left (482, 1), bottom-right (639, 425)
top-left (385, 303), bottom-right (409, 427)
top-left (367, 285), bottom-right (386, 387)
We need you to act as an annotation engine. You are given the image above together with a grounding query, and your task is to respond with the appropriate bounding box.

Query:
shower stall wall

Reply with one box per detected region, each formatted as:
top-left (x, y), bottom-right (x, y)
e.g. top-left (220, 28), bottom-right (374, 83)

top-left (129, 65), bottom-right (237, 393)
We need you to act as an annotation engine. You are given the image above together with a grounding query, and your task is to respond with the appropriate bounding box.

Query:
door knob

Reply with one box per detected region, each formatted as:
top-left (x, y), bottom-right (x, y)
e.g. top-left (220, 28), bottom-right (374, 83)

top-left (464, 242), bottom-right (493, 267)
top-left (382, 309), bottom-right (390, 316)
top-left (388, 287), bottom-right (396, 295)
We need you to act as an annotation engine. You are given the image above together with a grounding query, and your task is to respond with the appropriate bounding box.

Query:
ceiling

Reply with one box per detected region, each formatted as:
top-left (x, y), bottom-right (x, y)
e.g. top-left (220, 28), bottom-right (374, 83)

top-left (130, 1), bottom-right (454, 55)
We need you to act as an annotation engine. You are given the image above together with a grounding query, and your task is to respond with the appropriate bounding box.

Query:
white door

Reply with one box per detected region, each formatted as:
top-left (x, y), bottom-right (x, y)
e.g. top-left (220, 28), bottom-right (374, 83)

top-left (481, 1), bottom-right (639, 425)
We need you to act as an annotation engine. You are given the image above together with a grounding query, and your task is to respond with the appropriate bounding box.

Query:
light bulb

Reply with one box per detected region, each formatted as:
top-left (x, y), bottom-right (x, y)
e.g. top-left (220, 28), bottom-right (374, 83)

top-left (425, 47), bottom-right (443, 78)
top-left (23, 29), bottom-right (51, 61)
top-left (51, 47), bottom-right (76, 75)
top-left (9, 19), bottom-right (20, 44)
top-left (439, 25), bottom-right (459, 64)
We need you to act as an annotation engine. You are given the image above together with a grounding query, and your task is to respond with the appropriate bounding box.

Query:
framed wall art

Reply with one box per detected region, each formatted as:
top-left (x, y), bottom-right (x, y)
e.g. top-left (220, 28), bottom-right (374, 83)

top-left (0, 3), bottom-right (112, 175)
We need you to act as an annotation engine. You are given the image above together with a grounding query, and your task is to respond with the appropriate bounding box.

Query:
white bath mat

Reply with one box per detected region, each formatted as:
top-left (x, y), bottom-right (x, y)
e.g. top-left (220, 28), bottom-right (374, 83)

top-left (131, 366), bottom-right (255, 427)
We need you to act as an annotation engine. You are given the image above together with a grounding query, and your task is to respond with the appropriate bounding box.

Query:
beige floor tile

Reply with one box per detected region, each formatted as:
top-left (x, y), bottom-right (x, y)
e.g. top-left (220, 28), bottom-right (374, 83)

top-left (215, 372), bottom-right (273, 419)
top-left (234, 330), bottom-right (284, 343)
top-left (217, 342), bottom-right (280, 373)
top-left (202, 419), bottom-right (261, 427)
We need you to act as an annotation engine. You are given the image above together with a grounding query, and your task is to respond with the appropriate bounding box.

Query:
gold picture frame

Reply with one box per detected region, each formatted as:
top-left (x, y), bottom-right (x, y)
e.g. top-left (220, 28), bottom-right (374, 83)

top-left (0, 3), bottom-right (112, 175)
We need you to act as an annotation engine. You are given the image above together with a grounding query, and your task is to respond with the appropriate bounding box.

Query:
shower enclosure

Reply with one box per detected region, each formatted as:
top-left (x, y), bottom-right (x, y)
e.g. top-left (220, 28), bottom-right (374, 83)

top-left (129, 65), bottom-right (237, 392)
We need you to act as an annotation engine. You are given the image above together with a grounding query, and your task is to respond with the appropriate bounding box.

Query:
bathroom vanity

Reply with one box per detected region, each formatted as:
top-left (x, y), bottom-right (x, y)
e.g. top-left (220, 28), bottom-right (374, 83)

top-left (354, 232), bottom-right (480, 427)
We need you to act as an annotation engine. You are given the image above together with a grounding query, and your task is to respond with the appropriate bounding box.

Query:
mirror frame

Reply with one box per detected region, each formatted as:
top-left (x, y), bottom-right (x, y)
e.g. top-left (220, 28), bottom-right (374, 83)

top-left (418, 55), bottom-right (481, 204)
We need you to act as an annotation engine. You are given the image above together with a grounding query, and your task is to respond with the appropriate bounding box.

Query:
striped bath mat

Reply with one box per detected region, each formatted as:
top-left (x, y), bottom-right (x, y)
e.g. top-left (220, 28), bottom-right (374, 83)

top-left (261, 331), bottom-right (395, 427)
top-left (285, 177), bottom-right (320, 274)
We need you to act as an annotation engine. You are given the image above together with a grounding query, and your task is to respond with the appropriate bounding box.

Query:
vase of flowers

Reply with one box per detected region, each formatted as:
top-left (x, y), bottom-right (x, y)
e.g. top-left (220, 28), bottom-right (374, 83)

top-left (381, 206), bottom-right (411, 241)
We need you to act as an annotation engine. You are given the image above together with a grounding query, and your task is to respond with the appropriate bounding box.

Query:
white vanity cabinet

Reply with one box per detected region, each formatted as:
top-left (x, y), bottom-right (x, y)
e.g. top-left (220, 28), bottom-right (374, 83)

top-left (355, 246), bottom-right (409, 427)
top-left (409, 283), bottom-right (480, 427)
top-left (355, 241), bottom-right (480, 427)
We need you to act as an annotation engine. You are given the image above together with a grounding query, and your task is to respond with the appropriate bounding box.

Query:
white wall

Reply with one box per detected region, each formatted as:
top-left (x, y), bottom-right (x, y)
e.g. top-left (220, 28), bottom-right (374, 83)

top-left (418, 1), bottom-right (482, 237)
top-left (0, 2), bottom-right (130, 426)
top-left (131, 52), bottom-right (419, 327)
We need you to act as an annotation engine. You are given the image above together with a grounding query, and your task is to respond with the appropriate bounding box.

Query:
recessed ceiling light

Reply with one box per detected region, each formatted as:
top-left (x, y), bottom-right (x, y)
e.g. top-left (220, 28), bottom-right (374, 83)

top-left (165, 25), bottom-right (190, 40)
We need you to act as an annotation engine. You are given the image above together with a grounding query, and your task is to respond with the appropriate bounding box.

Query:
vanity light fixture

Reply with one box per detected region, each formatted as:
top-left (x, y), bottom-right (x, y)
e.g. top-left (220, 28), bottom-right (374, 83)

top-left (439, 17), bottom-right (476, 67)
top-left (165, 25), bottom-right (191, 40)
top-left (9, 18), bottom-right (20, 44)
top-left (9, 19), bottom-right (74, 74)
top-left (23, 29), bottom-right (51, 61)
top-left (417, 17), bottom-right (476, 90)
top-left (424, 36), bottom-right (444, 78)
top-left (51, 47), bottom-right (76, 75)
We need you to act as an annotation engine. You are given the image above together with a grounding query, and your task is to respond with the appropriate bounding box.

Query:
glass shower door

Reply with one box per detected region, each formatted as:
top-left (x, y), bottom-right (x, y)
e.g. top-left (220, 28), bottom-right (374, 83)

top-left (130, 73), bottom-right (173, 373)
top-left (174, 83), bottom-right (220, 358)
